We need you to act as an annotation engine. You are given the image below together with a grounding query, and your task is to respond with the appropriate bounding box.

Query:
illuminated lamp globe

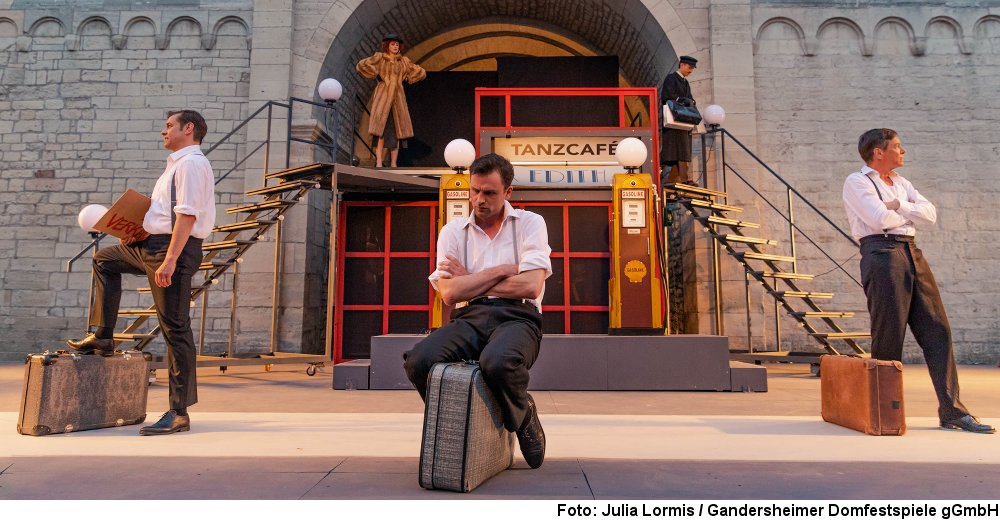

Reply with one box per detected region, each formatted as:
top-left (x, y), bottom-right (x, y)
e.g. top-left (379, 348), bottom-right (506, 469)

top-left (444, 139), bottom-right (476, 172)
top-left (317, 78), bottom-right (343, 102)
top-left (615, 137), bottom-right (648, 171)
top-left (704, 104), bottom-right (726, 126)
top-left (78, 204), bottom-right (108, 233)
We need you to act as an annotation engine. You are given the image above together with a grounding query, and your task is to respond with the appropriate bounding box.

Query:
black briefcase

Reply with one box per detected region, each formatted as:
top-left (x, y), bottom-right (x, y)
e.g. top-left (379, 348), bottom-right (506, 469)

top-left (667, 97), bottom-right (702, 125)
top-left (18, 350), bottom-right (149, 436)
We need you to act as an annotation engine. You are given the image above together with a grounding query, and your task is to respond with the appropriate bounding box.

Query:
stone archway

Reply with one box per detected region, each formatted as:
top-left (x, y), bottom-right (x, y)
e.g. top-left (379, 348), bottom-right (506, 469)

top-left (291, 0), bottom-right (701, 157)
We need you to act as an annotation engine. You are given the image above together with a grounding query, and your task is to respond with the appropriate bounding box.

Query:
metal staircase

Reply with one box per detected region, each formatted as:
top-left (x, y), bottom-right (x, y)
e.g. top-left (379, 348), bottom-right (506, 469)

top-left (668, 127), bottom-right (871, 367)
top-left (67, 95), bottom-right (343, 376)
top-left (111, 163), bottom-right (333, 374)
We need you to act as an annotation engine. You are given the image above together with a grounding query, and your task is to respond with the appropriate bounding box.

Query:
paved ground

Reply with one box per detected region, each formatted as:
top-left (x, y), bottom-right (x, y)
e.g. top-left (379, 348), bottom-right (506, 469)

top-left (1, 361), bottom-right (998, 500)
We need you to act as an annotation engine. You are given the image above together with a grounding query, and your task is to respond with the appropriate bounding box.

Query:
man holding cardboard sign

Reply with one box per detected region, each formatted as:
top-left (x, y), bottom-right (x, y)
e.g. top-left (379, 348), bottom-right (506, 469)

top-left (68, 110), bottom-right (216, 436)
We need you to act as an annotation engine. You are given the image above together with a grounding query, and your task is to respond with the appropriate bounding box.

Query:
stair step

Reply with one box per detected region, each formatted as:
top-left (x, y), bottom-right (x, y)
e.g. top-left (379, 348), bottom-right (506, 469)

top-left (200, 260), bottom-right (235, 270)
top-left (245, 180), bottom-right (319, 197)
top-left (720, 235), bottom-right (777, 246)
top-left (226, 200), bottom-right (294, 214)
top-left (809, 332), bottom-right (871, 339)
top-left (264, 162), bottom-right (333, 182)
top-left (770, 290), bottom-right (834, 299)
top-left (702, 216), bottom-right (760, 229)
top-left (663, 183), bottom-right (727, 199)
top-left (119, 309), bottom-right (157, 317)
top-left (792, 311), bottom-right (857, 318)
top-left (202, 239), bottom-right (256, 252)
top-left (213, 219), bottom-right (277, 233)
top-left (736, 252), bottom-right (796, 263)
top-left (754, 271), bottom-right (815, 280)
top-left (689, 199), bottom-right (743, 213)
top-left (113, 333), bottom-right (156, 342)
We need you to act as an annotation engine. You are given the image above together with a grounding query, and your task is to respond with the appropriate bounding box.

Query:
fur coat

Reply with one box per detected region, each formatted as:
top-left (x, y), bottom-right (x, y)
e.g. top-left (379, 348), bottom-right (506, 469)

top-left (356, 52), bottom-right (427, 140)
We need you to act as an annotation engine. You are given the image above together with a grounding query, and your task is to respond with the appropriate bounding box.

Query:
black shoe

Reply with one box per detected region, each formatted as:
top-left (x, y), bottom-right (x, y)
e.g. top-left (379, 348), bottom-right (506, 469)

top-left (66, 334), bottom-right (113, 353)
top-left (140, 410), bottom-right (190, 436)
top-left (940, 415), bottom-right (995, 434)
top-left (516, 394), bottom-right (545, 469)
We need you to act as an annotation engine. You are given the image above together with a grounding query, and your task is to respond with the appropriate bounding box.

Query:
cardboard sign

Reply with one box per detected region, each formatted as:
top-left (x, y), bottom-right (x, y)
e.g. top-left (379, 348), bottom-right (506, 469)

top-left (94, 189), bottom-right (151, 243)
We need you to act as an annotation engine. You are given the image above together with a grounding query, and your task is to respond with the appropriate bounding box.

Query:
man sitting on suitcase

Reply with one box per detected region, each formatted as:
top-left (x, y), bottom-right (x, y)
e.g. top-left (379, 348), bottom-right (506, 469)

top-left (404, 153), bottom-right (552, 468)
top-left (67, 110), bottom-right (215, 436)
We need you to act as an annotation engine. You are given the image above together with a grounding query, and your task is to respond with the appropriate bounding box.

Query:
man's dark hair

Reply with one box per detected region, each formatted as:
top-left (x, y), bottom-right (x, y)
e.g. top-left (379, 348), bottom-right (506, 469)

top-left (168, 109), bottom-right (208, 144)
top-left (858, 128), bottom-right (897, 163)
top-left (469, 153), bottom-right (515, 188)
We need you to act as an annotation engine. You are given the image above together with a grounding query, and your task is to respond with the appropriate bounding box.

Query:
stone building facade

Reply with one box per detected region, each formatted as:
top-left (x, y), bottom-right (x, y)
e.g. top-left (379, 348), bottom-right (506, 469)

top-left (1, 0), bottom-right (997, 364)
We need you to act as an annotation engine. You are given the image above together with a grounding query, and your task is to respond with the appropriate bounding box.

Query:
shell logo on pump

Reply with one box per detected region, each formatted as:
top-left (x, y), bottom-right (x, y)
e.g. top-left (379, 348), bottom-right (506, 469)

top-left (624, 260), bottom-right (647, 283)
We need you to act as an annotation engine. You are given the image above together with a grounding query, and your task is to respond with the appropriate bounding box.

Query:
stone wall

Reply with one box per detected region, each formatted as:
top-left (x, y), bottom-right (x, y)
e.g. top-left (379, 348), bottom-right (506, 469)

top-left (751, 2), bottom-right (1000, 363)
top-left (0, 3), bottom-right (253, 360)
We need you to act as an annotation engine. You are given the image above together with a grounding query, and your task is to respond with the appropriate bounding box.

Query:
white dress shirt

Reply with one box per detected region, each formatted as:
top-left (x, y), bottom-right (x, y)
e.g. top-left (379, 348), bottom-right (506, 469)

top-left (143, 145), bottom-right (216, 239)
top-left (842, 165), bottom-right (937, 241)
top-left (429, 201), bottom-right (552, 312)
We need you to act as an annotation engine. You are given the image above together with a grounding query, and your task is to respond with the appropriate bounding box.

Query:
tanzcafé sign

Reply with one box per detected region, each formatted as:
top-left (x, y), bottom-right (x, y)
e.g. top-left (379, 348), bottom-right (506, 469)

top-left (491, 136), bottom-right (650, 188)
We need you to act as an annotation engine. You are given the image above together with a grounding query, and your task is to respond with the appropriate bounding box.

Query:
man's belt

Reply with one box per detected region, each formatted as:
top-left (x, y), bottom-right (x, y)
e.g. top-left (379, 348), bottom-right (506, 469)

top-left (454, 296), bottom-right (531, 309)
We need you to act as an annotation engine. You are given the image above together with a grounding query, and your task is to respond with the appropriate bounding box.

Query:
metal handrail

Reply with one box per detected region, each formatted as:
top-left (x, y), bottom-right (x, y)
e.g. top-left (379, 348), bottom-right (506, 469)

top-left (718, 128), bottom-right (858, 248)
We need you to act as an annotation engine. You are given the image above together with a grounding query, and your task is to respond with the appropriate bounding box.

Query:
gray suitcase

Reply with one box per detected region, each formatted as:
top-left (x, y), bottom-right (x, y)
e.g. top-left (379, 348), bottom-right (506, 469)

top-left (18, 350), bottom-right (149, 436)
top-left (419, 361), bottom-right (515, 492)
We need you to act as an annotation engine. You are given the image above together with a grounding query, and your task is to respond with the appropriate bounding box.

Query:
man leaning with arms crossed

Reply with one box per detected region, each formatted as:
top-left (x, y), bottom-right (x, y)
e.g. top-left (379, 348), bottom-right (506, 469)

top-left (68, 110), bottom-right (216, 436)
top-left (843, 128), bottom-right (993, 434)
top-left (404, 153), bottom-right (552, 467)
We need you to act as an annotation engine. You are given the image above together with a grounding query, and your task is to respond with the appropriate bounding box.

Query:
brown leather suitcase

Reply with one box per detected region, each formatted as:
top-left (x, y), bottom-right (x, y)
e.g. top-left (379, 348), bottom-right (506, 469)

top-left (18, 350), bottom-right (149, 436)
top-left (820, 354), bottom-right (905, 435)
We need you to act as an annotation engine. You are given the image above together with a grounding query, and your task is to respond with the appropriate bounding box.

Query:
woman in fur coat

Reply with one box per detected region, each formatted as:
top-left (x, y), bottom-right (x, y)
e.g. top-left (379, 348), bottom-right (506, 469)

top-left (356, 33), bottom-right (427, 168)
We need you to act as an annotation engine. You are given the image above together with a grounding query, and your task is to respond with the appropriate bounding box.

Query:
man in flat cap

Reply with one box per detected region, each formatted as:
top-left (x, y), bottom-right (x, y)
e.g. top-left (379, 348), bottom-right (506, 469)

top-left (660, 55), bottom-right (698, 185)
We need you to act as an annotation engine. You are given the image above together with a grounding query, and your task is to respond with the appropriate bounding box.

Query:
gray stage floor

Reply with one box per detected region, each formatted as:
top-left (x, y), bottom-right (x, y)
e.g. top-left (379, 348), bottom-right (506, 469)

top-left (1, 361), bottom-right (998, 500)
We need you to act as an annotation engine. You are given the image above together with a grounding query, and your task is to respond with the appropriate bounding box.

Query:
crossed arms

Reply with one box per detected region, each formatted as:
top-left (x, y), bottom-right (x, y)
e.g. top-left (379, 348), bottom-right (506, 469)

top-left (435, 256), bottom-right (546, 306)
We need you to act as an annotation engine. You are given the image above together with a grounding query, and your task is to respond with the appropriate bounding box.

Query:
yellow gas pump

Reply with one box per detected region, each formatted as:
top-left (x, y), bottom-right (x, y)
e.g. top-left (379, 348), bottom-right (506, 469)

top-left (431, 172), bottom-right (471, 328)
top-left (609, 167), bottom-right (665, 334)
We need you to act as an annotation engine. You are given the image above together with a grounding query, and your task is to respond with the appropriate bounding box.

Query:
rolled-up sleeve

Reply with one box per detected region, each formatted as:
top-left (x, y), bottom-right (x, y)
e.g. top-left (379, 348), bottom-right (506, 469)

top-left (517, 213), bottom-right (552, 278)
top-left (428, 222), bottom-right (462, 291)
top-left (173, 157), bottom-right (213, 220)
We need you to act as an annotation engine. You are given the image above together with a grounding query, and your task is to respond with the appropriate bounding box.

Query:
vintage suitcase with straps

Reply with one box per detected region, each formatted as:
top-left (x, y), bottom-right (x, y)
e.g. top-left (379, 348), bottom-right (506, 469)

top-left (18, 349), bottom-right (149, 436)
top-left (820, 354), bottom-right (906, 436)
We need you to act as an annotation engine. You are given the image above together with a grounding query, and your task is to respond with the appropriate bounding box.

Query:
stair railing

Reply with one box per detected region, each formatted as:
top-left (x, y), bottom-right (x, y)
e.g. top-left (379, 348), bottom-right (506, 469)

top-left (696, 126), bottom-right (864, 353)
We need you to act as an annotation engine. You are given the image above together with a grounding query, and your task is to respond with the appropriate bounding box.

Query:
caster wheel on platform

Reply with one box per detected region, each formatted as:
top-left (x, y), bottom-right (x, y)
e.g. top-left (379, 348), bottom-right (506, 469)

top-left (219, 366), bottom-right (227, 374)
top-left (306, 365), bottom-right (317, 376)
top-left (810, 363), bottom-right (821, 377)
top-left (147, 369), bottom-right (157, 386)
top-left (264, 364), bottom-right (273, 372)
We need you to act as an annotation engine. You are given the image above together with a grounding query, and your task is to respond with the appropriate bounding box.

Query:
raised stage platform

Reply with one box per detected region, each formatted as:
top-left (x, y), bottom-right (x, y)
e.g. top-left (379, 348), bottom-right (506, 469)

top-left (333, 334), bottom-right (767, 392)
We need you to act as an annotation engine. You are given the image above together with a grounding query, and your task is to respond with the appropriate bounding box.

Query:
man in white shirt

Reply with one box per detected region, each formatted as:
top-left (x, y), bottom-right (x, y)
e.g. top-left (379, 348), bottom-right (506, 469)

top-left (843, 128), bottom-right (993, 434)
top-left (403, 153), bottom-right (553, 467)
top-left (68, 110), bottom-right (216, 436)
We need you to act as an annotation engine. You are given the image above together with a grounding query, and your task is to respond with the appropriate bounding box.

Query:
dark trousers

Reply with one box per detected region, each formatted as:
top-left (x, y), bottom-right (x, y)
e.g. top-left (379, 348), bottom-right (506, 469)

top-left (90, 234), bottom-right (203, 411)
top-left (403, 300), bottom-right (543, 432)
top-left (860, 234), bottom-right (969, 421)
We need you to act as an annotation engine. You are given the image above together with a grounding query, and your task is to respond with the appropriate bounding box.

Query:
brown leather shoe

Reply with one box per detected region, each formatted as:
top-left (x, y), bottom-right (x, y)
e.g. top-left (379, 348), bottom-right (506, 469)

top-left (140, 410), bottom-right (190, 436)
top-left (66, 333), bottom-right (113, 354)
top-left (940, 415), bottom-right (995, 434)
top-left (516, 394), bottom-right (545, 469)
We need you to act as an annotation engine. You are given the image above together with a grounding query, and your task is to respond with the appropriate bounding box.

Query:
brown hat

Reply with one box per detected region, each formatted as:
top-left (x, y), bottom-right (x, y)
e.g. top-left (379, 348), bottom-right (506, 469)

top-left (679, 55), bottom-right (697, 68)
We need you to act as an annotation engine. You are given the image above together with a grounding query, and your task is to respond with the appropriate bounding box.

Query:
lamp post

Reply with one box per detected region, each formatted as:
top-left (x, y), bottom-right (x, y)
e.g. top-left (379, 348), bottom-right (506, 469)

top-left (444, 138), bottom-right (476, 174)
top-left (317, 78), bottom-right (343, 163)
top-left (76, 204), bottom-right (108, 334)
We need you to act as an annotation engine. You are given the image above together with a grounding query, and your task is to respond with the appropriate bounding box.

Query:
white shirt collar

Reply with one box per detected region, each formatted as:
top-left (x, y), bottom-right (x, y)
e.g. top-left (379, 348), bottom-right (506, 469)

top-left (860, 164), bottom-right (897, 179)
top-left (461, 200), bottom-right (520, 229)
top-left (168, 144), bottom-right (203, 163)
